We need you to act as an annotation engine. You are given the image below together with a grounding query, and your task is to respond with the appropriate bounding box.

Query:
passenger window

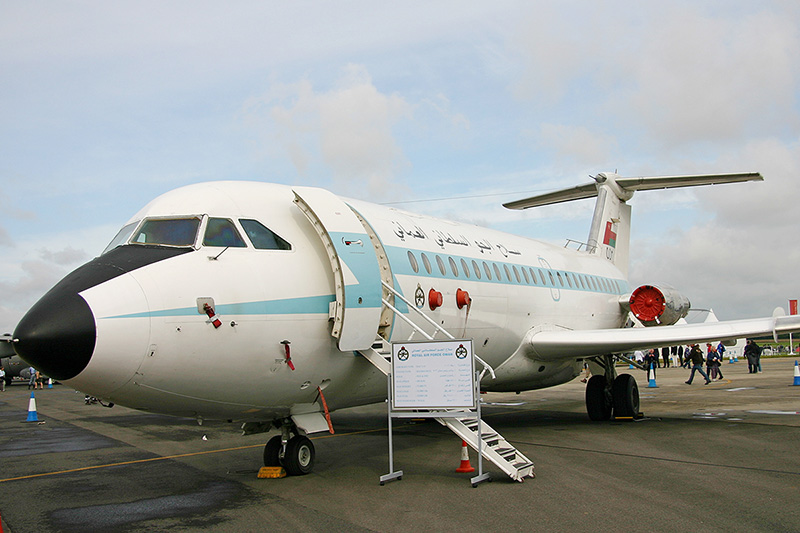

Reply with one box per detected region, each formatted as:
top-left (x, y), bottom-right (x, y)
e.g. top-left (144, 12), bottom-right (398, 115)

top-left (493, 264), bottom-right (502, 280)
top-left (461, 258), bottom-right (470, 278)
top-left (483, 262), bottom-right (492, 280)
top-left (522, 267), bottom-right (530, 284)
top-left (436, 256), bottom-right (446, 276)
top-left (448, 257), bottom-right (459, 277)
top-left (204, 218), bottom-right (247, 248)
top-left (408, 251), bottom-right (419, 273)
top-left (503, 265), bottom-right (511, 282)
top-left (472, 260), bottom-right (481, 279)
top-left (512, 266), bottom-right (521, 283)
top-left (421, 253), bottom-right (432, 274)
top-left (132, 217), bottom-right (201, 247)
top-left (240, 219), bottom-right (291, 250)
top-left (530, 268), bottom-right (537, 285)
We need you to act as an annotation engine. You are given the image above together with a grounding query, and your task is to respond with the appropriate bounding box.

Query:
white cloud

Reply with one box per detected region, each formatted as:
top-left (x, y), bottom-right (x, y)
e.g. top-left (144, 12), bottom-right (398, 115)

top-left (243, 64), bottom-right (414, 198)
top-left (624, 6), bottom-right (800, 147)
top-left (534, 124), bottom-right (618, 166)
top-left (629, 138), bottom-right (800, 319)
top-left (510, 2), bottom-right (800, 150)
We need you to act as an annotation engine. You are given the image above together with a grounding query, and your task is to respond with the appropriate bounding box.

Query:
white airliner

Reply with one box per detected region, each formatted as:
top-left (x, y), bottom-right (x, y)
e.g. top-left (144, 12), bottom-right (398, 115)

top-left (6, 172), bottom-right (800, 477)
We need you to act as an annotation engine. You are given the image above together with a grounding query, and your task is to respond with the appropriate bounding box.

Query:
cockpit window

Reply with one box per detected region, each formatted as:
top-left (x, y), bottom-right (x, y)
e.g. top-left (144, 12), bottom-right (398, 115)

top-left (102, 221), bottom-right (140, 255)
top-left (131, 217), bottom-right (201, 247)
top-left (203, 218), bottom-right (247, 248)
top-left (240, 219), bottom-right (292, 250)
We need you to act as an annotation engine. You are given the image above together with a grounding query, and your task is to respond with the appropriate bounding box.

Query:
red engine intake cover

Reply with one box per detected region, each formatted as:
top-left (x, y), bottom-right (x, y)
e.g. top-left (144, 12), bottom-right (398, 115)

top-left (629, 285), bottom-right (665, 323)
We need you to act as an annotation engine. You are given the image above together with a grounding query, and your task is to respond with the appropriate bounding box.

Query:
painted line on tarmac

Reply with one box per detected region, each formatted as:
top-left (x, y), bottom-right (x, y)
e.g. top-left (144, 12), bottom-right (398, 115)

top-left (747, 410), bottom-right (800, 415)
top-left (0, 427), bottom-right (385, 484)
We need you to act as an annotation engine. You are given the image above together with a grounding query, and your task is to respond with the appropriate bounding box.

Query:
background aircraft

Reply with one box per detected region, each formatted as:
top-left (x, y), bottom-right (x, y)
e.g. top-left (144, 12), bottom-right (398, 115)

top-left (5, 172), bottom-right (800, 478)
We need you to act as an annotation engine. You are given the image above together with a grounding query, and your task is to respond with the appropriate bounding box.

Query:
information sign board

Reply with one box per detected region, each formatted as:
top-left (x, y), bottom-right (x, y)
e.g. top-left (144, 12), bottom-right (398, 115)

top-left (391, 339), bottom-right (475, 410)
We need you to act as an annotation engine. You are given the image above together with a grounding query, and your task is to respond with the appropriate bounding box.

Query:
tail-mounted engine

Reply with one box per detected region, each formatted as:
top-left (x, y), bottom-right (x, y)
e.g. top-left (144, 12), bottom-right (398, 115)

top-left (621, 284), bottom-right (690, 326)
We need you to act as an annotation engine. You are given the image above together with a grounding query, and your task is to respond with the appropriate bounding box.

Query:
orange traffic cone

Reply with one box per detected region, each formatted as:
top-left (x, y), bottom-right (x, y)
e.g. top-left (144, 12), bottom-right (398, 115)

top-left (455, 440), bottom-right (475, 473)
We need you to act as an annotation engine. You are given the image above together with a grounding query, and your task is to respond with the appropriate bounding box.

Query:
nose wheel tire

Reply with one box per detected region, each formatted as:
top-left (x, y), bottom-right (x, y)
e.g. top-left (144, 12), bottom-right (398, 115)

top-left (283, 435), bottom-right (315, 476)
top-left (263, 435), bottom-right (316, 475)
top-left (263, 435), bottom-right (282, 467)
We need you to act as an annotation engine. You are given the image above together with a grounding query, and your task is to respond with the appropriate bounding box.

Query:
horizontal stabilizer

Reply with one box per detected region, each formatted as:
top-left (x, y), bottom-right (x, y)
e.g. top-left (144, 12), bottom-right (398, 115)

top-left (502, 182), bottom-right (597, 210)
top-left (503, 172), bottom-right (763, 210)
top-left (615, 172), bottom-right (763, 192)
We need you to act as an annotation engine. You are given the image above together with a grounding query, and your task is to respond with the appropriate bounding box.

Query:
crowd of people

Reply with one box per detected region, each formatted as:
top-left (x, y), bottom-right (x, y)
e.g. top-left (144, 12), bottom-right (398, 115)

top-left (631, 339), bottom-right (763, 385)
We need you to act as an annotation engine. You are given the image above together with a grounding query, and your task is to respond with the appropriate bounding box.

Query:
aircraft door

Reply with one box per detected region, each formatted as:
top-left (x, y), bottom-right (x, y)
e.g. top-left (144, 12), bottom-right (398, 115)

top-left (293, 187), bottom-right (383, 351)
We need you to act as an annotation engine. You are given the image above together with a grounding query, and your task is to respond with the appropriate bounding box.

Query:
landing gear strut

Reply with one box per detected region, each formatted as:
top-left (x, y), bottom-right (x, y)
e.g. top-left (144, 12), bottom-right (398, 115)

top-left (263, 420), bottom-right (316, 476)
top-left (584, 355), bottom-right (640, 420)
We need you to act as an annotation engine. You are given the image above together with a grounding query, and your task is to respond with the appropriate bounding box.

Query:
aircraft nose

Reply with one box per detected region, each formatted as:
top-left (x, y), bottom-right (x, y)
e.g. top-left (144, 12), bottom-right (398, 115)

top-left (13, 287), bottom-right (96, 381)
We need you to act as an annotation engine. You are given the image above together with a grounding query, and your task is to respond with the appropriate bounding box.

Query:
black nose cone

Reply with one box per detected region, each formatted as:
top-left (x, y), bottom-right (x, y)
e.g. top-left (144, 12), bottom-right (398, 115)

top-left (14, 288), bottom-right (96, 381)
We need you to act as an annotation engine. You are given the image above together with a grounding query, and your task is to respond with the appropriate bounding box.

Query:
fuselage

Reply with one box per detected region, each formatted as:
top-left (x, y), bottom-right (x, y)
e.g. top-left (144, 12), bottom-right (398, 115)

top-left (13, 181), bottom-right (630, 421)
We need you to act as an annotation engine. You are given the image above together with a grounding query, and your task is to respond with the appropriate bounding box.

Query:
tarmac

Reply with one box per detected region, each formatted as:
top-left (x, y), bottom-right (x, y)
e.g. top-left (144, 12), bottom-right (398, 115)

top-left (1, 358), bottom-right (799, 532)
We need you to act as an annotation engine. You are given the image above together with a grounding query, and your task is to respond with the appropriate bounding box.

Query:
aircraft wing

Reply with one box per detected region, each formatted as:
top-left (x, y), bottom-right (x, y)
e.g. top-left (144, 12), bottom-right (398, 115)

top-left (523, 315), bottom-right (800, 361)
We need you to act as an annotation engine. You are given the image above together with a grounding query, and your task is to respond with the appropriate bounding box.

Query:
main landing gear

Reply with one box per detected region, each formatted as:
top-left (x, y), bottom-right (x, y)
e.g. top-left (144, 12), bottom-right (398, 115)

top-left (585, 355), bottom-right (640, 421)
top-left (263, 420), bottom-right (315, 476)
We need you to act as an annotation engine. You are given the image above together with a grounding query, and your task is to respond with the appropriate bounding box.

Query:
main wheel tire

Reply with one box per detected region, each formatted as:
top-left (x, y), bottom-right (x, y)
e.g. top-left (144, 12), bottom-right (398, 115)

top-left (263, 435), bottom-right (282, 467)
top-left (612, 373), bottom-right (640, 418)
top-left (585, 375), bottom-right (612, 421)
top-left (283, 435), bottom-right (315, 476)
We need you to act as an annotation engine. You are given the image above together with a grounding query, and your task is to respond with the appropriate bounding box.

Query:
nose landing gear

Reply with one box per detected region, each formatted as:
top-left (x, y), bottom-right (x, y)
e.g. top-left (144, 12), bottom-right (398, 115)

top-left (263, 420), bottom-right (316, 476)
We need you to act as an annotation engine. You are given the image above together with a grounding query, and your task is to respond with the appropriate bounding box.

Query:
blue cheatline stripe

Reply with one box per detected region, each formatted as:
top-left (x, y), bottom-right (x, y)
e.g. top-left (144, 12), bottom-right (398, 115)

top-left (100, 294), bottom-right (336, 320)
top-left (384, 245), bottom-right (631, 295)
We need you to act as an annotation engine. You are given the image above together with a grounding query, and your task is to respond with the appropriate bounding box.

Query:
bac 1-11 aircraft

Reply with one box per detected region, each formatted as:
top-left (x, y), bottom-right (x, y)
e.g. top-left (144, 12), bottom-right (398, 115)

top-left (5, 171), bottom-right (800, 477)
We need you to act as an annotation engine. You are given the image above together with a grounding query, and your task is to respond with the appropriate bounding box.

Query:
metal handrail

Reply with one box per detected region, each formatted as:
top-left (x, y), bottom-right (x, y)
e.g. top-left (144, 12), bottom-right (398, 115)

top-left (380, 281), bottom-right (496, 379)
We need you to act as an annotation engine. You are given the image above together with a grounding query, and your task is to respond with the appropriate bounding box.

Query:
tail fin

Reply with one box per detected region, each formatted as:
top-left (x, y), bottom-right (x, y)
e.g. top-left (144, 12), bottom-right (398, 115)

top-left (503, 172), bottom-right (763, 277)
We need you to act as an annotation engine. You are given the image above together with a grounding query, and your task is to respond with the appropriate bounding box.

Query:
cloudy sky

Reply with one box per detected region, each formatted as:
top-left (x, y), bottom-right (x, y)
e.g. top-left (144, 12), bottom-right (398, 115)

top-left (2, 1), bottom-right (799, 333)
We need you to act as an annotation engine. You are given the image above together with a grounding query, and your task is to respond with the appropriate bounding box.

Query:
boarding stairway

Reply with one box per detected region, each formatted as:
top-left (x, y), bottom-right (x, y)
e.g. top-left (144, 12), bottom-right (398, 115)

top-left (358, 282), bottom-right (535, 482)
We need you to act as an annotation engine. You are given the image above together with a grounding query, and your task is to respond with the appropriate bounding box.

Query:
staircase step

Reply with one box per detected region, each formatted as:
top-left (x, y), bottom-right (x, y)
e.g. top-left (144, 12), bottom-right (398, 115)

top-left (496, 447), bottom-right (516, 459)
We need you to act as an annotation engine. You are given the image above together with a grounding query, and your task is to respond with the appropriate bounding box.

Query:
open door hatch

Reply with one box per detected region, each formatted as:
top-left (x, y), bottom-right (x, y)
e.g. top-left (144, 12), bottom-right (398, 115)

top-left (293, 187), bottom-right (383, 351)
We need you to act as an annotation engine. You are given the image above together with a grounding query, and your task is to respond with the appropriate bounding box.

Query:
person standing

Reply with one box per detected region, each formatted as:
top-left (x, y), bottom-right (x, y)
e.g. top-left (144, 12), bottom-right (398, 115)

top-left (708, 344), bottom-right (724, 380)
top-left (662, 346), bottom-right (671, 368)
top-left (27, 366), bottom-right (36, 390)
top-left (580, 362), bottom-right (591, 383)
top-left (644, 349), bottom-right (658, 379)
top-left (744, 339), bottom-right (761, 374)
top-left (705, 344), bottom-right (717, 380)
top-left (685, 344), bottom-right (711, 385)
top-left (0, 366), bottom-right (5, 392)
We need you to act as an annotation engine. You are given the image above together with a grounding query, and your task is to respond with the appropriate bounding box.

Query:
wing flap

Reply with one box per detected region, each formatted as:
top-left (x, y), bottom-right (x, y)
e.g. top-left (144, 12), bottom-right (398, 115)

top-left (524, 315), bottom-right (800, 361)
